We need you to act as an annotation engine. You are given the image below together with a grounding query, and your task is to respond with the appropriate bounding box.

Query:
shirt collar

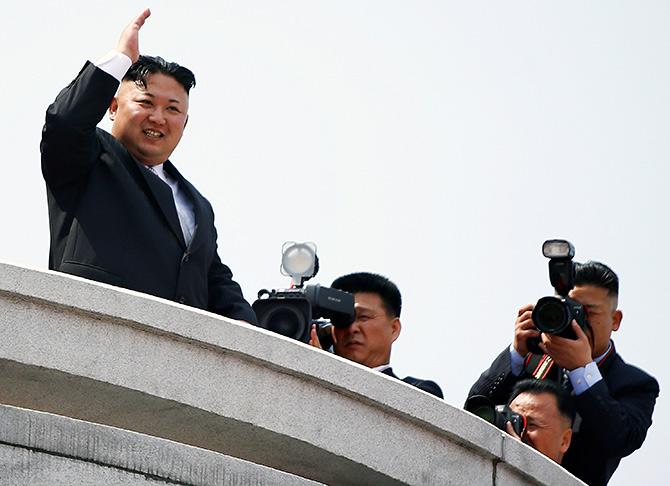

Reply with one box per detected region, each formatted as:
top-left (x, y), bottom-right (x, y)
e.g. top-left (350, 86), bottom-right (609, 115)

top-left (595, 340), bottom-right (613, 365)
top-left (147, 163), bottom-right (166, 176)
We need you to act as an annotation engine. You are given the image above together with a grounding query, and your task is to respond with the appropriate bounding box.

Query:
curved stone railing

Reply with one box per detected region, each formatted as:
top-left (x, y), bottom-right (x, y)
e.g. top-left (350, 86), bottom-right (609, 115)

top-left (0, 404), bottom-right (317, 485)
top-left (0, 262), bottom-right (584, 485)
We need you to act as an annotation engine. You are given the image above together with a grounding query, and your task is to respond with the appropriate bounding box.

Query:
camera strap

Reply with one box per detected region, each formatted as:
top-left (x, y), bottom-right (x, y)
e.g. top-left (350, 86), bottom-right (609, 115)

top-left (524, 353), bottom-right (560, 381)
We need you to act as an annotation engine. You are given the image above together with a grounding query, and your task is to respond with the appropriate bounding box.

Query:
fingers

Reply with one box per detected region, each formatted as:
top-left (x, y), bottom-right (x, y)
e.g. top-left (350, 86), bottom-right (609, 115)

top-left (308, 324), bottom-right (322, 349)
top-left (517, 303), bottom-right (534, 317)
top-left (515, 305), bottom-right (535, 331)
top-left (135, 8), bottom-right (151, 26)
top-left (505, 421), bottom-right (521, 440)
top-left (572, 320), bottom-right (588, 339)
top-left (513, 304), bottom-right (538, 356)
top-left (518, 328), bottom-right (541, 342)
top-left (541, 325), bottom-right (593, 369)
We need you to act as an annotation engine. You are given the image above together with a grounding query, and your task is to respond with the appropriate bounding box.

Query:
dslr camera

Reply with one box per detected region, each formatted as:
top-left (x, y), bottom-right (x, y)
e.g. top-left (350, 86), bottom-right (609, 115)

top-left (529, 239), bottom-right (589, 353)
top-left (465, 395), bottom-right (527, 437)
top-left (252, 242), bottom-right (355, 348)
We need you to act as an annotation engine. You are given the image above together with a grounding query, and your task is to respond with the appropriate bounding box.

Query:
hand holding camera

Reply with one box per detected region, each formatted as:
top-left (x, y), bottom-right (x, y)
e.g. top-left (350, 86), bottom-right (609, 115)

top-left (513, 304), bottom-right (541, 357)
top-left (540, 321), bottom-right (592, 371)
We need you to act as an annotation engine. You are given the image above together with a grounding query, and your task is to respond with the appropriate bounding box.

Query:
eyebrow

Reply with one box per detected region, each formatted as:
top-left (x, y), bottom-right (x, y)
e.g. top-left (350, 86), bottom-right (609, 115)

top-left (137, 92), bottom-right (183, 104)
top-left (354, 306), bottom-right (377, 316)
top-left (584, 303), bottom-right (603, 309)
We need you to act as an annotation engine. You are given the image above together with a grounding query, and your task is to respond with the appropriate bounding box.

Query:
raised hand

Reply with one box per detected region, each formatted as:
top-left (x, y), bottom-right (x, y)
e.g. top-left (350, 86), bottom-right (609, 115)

top-left (116, 8), bottom-right (151, 63)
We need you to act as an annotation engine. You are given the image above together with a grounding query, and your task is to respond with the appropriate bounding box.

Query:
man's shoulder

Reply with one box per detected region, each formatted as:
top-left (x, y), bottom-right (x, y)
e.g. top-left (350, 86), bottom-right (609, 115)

top-left (400, 375), bottom-right (444, 399)
top-left (606, 351), bottom-right (659, 392)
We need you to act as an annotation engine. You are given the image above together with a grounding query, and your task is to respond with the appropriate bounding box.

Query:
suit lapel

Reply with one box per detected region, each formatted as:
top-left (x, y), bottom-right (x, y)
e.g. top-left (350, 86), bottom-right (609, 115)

top-left (135, 160), bottom-right (187, 249)
top-left (164, 161), bottom-right (205, 252)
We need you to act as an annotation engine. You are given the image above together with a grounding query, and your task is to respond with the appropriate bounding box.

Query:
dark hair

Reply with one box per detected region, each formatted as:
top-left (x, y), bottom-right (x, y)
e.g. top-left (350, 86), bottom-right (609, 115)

top-left (574, 260), bottom-right (619, 297)
top-left (123, 55), bottom-right (196, 94)
top-left (331, 272), bottom-right (402, 318)
top-left (508, 379), bottom-right (575, 425)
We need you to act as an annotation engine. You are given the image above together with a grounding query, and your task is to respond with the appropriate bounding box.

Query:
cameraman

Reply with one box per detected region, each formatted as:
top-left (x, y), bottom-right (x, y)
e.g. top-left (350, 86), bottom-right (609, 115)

top-left (468, 261), bottom-right (659, 485)
top-left (506, 379), bottom-right (575, 465)
top-left (310, 272), bottom-right (443, 399)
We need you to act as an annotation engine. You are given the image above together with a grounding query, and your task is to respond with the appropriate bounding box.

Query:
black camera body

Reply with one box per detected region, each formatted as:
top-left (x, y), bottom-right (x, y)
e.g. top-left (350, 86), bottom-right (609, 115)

top-left (465, 395), bottom-right (527, 437)
top-left (529, 240), bottom-right (589, 353)
top-left (533, 295), bottom-right (588, 338)
top-left (252, 284), bottom-right (355, 346)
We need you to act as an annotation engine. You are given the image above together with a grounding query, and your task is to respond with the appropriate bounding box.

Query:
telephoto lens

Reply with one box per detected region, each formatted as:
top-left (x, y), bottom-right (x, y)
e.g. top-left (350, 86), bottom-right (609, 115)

top-left (465, 395), bottom-right (527, 437)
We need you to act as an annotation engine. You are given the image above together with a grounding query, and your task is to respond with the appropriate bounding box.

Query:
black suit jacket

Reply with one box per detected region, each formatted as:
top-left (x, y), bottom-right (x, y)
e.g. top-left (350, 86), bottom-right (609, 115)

top-left (468, 344), bottom-right (659, 486)
top-left (41, 62), bottom-right (256, 323)
top-left (382, 367), bottom-right (444, 399)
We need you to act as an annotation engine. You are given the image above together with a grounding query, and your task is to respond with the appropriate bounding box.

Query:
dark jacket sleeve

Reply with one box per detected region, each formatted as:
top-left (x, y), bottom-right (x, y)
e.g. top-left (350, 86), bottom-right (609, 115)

top-left (206, 220), bottom-right (257, 324)
top-left (404, 378), bottom-right (444, 399)
top-left (574, 364), bottom-right (659, 458)
top-left (41, 62), bottom-right (119, 188)
top-left (207, 254), bottom-right (257, 324)
top-left (467, 346), bottom-right (520, 405)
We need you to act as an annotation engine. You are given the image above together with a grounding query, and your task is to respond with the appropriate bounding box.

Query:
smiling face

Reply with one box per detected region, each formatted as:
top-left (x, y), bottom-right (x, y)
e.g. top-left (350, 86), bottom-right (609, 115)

top-left (569, 284), bottom-right (622, 358)
top-left (333, 292), bottom-right (401, 368)
top-left (510, 391), bottom-right (572, 464)
top-left (109, 72), bottom-right (189, 166)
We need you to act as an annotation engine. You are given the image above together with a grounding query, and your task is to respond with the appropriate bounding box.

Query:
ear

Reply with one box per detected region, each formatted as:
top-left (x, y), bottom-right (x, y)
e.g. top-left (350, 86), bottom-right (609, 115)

top-left (612, 309), bottom-right (623, 332)
top-left (108, 97), bottom-right (119, 121)
top-left (390, 317), bottom-right (401, 343)
top-left (560, 428), bottom-right (573, 454)
top-left (184, 114), bottom-right (189, 129)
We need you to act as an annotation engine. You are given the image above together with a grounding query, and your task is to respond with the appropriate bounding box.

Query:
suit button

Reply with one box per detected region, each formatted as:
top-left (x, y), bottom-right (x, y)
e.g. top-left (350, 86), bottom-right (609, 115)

top-left (182, 253), bottom-right (190, 263)
top-left (179, 296), bottom-right (186, 304)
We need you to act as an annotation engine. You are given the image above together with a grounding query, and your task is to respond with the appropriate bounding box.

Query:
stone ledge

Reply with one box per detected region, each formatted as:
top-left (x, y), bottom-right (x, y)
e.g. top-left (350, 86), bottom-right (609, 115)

top-left (0, 262), bottom-right (584, 485)
top-left (0, 403), bottom-right (320, 485)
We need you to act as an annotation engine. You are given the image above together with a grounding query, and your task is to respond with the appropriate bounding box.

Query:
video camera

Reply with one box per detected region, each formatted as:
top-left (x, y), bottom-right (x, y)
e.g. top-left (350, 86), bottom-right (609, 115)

top-left (465, 395), bottom-right (527, 437)
top-left (529, 239), bottom-right (589, 353)
top-left (252, 242), bottom-right (355, 347)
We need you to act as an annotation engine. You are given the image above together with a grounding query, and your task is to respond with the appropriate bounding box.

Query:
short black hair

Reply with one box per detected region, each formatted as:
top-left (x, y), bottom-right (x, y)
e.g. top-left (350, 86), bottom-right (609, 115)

top-left (574, 260), bottom-right (619, 298)
top-left (331, 272), bottom-right (402, 318)
top-left (508, 379), bottom-right (575, 425)
top-left (123, 55), bottom-right (196, 94)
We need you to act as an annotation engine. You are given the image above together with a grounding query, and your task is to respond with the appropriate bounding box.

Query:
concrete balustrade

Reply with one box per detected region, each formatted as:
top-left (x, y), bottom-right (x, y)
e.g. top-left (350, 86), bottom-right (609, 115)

top-left (0, 262), bottom-right (584, 485)
top-left (0, 404), bottom-right (319, 485)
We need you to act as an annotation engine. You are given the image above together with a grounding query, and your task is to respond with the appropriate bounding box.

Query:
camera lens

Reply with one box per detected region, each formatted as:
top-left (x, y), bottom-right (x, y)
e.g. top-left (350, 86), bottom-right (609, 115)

top-left (261, 307), bottom-right (308, 339)
top-left (533, 297), bottom-right (569, 334)
top-left (471, 404), bottom-right (495, 423)
top-left (465, 395), bottom-right (495, 422)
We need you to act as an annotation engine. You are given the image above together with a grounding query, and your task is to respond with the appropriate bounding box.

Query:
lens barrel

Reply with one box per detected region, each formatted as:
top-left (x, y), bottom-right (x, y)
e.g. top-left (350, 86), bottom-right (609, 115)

top-left (253, 296), bottom-right (312, 342)
top-left (464, 395), bottom-right (526, 437)
top-left (532, 296), bottom-right (571, 334)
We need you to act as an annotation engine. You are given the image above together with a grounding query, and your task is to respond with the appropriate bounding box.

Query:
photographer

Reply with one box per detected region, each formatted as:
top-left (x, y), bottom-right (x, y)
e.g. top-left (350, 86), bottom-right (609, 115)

top-left (310, 272), bottom-right (443, 399)
top-left (506, 379), bottom-right (575, 465)
top-left (468, 261), bottom-right (659, 485)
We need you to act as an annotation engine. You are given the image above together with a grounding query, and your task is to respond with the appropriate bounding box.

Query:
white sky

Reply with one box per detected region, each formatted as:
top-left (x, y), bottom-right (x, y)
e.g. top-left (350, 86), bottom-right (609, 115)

top-left (2, 1), bottom-right (667, 484)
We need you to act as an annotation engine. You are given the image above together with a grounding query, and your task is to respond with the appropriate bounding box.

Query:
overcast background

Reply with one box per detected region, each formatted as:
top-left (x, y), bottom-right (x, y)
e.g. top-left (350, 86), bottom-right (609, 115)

top-left (2, 1), bottom-right (667, 484)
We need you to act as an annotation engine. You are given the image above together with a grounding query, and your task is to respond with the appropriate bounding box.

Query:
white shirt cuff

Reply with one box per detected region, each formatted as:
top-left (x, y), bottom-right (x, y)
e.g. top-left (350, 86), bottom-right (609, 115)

top-left (509, 344), bottom-right (525, 376)
top-left (568, 361), bottom-right (602, 395)
top-left (94, 51), bottom-right (132, 82)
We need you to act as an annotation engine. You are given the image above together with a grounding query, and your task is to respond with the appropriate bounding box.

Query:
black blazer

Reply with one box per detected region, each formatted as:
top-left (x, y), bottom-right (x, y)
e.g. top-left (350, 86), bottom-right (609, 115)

top-left (382, 367), bottom-right (444, 399)
top-left (41, 62), bottom-right (256, 323)
top-left (468, 344), bottom-right (659, 486)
